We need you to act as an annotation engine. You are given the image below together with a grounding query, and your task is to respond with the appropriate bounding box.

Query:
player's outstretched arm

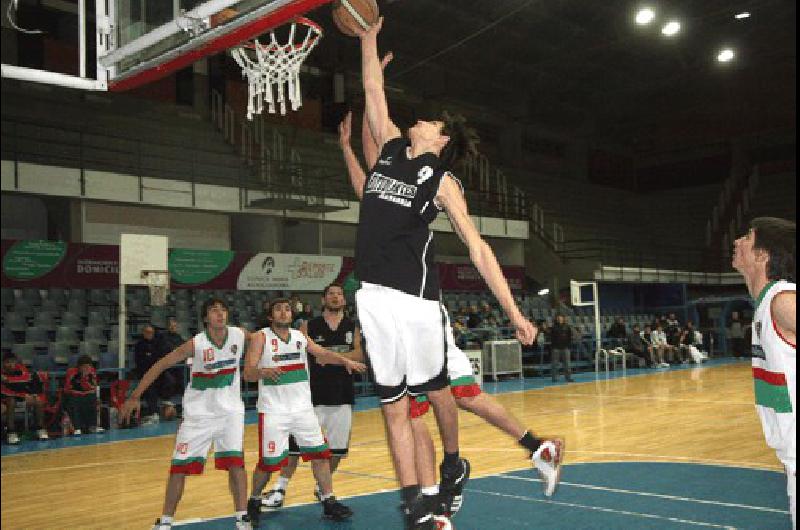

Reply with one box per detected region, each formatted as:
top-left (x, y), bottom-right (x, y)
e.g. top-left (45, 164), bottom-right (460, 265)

top-left (120, 339), bottom-right (193, 423)
top-left (340, 112), bottom-right (368, 200)
top-left (361, 51), bottom-right (394, 168)
top-left (307, 338), bottom-right (367, 374)
top-left (356, 18), bottom-right (400, 149)
top-left (437, 175), bottom-right (537, 345)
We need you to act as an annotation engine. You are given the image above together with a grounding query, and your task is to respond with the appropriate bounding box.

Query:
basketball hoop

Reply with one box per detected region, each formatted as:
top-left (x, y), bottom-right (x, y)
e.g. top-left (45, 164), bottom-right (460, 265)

top-left (142, 270), bottom-right (170, 307)
top-left (230, 17), bottom-right (322, 119)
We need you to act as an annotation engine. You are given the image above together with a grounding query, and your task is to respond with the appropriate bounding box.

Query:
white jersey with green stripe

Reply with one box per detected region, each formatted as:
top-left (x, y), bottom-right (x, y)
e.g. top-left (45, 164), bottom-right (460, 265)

top-left (257, 327), bottom-right (313, 414)
top-left (751, 280), bottom-right (796, 468)
top-left (183, 326), bottom-right (246, 419)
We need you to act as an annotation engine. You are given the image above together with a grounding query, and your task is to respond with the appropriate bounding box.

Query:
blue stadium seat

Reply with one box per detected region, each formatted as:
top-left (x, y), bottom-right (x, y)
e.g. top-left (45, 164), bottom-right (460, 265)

top-left (67, 299), bottom-right (87, 316)
top-left (60, 312), bottom-right (83, 328)
top-left (20, 289), bottom-right (42, 306)
top-left (84, 326), bottom-right (107, 342)
top-left (99, 351), bottom-right (117, 370)
top-left (79, 340), bottom-right (102, 361)
top-left (15, 343), bottom-right (36, 365)
top-left (5, 312), bottom-right (28, 333)
top-left (33, 312), bottom-right (56, 331)
top-left (1, 327), bottom-right (14, 350)
top-left (49, 342), bottom-right (73, 365)
top-left (55, 326), bottom-right (79, 345)
top-left (87, 311), bottom-right (107, 328)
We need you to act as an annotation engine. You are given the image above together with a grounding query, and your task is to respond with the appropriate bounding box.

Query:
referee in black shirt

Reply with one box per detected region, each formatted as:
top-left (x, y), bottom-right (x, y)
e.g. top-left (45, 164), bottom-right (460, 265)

top-left (261, 283), bottom-right (363, 508)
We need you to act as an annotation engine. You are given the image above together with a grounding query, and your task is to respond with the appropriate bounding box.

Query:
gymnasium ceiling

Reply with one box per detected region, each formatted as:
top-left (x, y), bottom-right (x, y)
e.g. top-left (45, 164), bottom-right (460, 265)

top-left (309, 0), bottom-right (796, 155)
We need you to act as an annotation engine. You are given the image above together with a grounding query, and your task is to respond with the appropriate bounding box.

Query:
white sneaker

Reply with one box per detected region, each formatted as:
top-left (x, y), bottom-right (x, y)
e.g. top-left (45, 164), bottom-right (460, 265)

top-left (37, 429), bottom-right (49, 440)
top-left (142, 414), bottom-right (160, 425)
top-left (152, 518), bottom-right (171, 530)
top-left (90, 426), bottom-right (105, 433)
top-left (660, 362), bottom-right (670, 368)
top-left (263, 488), bottom-right (285, 509)
top-left (73, 429), bottom-right (82, 436)
top-left (7, 432), bottom-right (20, 444)
top-left (532, 438), bottom-right (564, 497)
top-left (235, 515), bottom-right (253, 530)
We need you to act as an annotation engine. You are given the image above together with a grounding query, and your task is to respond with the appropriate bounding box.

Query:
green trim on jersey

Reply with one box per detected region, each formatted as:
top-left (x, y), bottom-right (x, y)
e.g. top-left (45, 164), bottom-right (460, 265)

top-left (754, 380), bottom-right (793, 413)
top-left (450, 375), bottom-right (476, 387)
top-left (262, 369), bottom-right (309, 386)
top-left (191, 370), bottom-right (235, 390)
top-left (754, 280), bottom-right (777, 312)
top-left (171, 456), bottom-right (206, 466)
top-left (299, 443), bottom-right (329, 453)
top-left (214, 451), bottom-right (243, 459)
top-left (204, 328), bottom-right (230, 350)
top-left (261, 450), bottom-right (289, 465)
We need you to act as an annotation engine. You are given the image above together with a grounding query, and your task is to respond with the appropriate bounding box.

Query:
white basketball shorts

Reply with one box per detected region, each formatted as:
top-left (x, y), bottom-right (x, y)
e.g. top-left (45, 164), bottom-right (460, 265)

top-left (356, 282), bottom-right (448, 404)
top-left (257, 408), bottom-right (330, 472)
top-left (170, 413), bottom-right (244, 475)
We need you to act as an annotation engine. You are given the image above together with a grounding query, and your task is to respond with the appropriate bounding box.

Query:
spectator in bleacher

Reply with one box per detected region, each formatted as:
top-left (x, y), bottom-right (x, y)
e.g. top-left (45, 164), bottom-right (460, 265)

top-left (607, 317), bottom-right (628, 346)
top-left (157, 318), bottom-right (186, 390)
top-left (452, 319), bottom-right (468, 349)
top-left (1, 352), bottom-right (48, 443)
top-left (680, 321), bottom-right (702, 363)
top-left (727, 311), bottom-right (746, 357)
top-left (134, 324), bottom-right (174, 423)
top-left (550, 315), bottom-right (574, 383)
top-left (641, 325), bottom-right (667, 368)
top-left (63, 355), bottom-right (103, 435)
top-left (626, 324), bottom-right (650, 366)
top-left (651, 323), bottom-right (676, 367)
top-left (467, 305), bottom-right (483, 329)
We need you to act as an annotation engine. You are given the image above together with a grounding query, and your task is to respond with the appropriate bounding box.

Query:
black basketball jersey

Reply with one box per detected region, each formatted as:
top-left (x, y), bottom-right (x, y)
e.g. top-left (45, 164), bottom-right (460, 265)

top-left (355, 137), bottom-right (446, 301)
top-left (306, 315), bottom-right (357, 406)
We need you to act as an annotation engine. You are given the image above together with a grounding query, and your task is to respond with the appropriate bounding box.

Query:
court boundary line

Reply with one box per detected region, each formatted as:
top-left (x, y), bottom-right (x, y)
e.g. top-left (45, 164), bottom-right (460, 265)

top-left (167, 460), bottom-right (784, 527)
top-left (468, 487), bottom-right (737, 529)
top-left (498, 474), bottom-right (789, 513)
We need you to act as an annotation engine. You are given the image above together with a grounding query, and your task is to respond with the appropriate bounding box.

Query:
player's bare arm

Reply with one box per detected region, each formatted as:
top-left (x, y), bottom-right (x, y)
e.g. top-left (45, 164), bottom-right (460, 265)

top-left (356, 18), bottom-right (400, 149)
top-left (361, 51), bottom-right (394, 168)
top-left (771, 291), bottom-right (797, 345)
top-left (437, 174), bottom-right (537, 345)
top-left (120, 339), bottom-right (194, 423)
top-left (243, 330), bottom-right (281, 383)
top-left (307, 338), bottom-right (367, 374)
top-left (339, 112), bottom-right (368, 200)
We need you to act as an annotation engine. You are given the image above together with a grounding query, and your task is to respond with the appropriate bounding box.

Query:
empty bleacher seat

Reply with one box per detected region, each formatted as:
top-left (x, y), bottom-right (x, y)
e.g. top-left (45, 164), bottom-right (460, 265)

top-left (84, 326), bottom-right (107, 342)
top-left (67, 299), bottom-right (87, 316)
top-left (45, 288), bottom-right (68, 305)
top-left (49, 341), bottom-right (72, 365)
top-left (55, 326), bottom-right (79, 345)
top-left (24, 327), bottom-right (49, 348)
top-left (87, 311), bottom-right (107, 327)
top-left (5, 312), bottom-right (28, 333)
top-left (79, 340), bottom-right (102, 361)
top-left (1, 327), bottom-right (14, 350)
top-left (99, 351), bottom-right (118, 370)
top-left (19, 289), bottom-right (42, 306)
top-left (15, 343), bottom-right (36, 365)
top-left (60, 311), bottom-right (83, 328)
top-left (33, 312), bottom-right (56, 331)
top-left (89, 289), bottom-right (109, 305)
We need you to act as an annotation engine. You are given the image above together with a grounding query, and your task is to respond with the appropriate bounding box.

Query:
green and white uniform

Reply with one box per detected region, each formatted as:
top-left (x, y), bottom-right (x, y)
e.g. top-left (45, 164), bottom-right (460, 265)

top-left (170, 326), bottom-right (246, 474)
top-left (256, 327), bottom-right (330, 471)
top-left (751, 280), bottom-right (796, 527)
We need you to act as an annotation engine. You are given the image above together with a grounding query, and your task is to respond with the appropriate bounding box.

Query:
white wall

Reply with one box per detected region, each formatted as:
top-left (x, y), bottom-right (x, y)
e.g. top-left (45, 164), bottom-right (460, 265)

top-left (80, 201), bottom-right (230, 249)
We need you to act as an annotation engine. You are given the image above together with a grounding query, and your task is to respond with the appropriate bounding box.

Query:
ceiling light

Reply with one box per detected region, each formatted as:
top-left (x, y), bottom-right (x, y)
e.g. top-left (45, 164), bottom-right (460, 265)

top-left (717, 48), bottom-right (735, 62)
top-left (635, 8), bottom-right (656, 25)
top-left (661, 20), bottom-right (681, 36)
top-left (734, 12), bottom-right (750, 19)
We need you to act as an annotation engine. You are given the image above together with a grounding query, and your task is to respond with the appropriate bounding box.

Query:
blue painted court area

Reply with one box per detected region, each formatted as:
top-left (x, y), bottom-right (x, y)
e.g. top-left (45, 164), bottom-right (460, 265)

top-left (177, 462), bottom-right (791, 530)
top-left (1, 358), bottom-right (746, 456)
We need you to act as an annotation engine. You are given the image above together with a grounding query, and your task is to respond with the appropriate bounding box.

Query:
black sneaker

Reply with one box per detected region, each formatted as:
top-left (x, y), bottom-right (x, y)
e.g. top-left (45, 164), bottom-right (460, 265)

top-left (246, 497), bottom-right (262, 528)
top-left (439, 458), bottom-right (470, 517)
top-left (403, 496), bottom-right (435, 530)
top-left (322, 496), bottom-right (353, 522)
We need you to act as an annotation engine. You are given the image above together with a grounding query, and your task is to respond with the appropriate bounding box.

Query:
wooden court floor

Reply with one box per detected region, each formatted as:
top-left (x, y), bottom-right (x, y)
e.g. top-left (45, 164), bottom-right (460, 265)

top-left (1, 361), bottom-right (782, 529)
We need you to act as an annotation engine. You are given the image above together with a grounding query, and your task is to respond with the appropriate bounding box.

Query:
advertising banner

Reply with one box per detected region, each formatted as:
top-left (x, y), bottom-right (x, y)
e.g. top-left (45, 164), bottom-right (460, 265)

top-left (236, 253), bottom-right (343, 291)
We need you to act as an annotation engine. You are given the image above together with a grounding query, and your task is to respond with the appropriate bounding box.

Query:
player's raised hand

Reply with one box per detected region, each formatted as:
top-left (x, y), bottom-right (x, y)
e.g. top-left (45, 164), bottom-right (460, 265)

top-left (119, 396), bottom-right (141, 425)
top-left (338, 111), bottom-right (352, 147)
top-left (513, 316), bottom-right (538, 346)
top-left (344, 359), bottom-right (367, 374)
top-left (355, 16), bottom-right (383, 39)
top-left (381, 51), bottom-right (394, 69)
top-left (260, 367), bottom-right (282, 383)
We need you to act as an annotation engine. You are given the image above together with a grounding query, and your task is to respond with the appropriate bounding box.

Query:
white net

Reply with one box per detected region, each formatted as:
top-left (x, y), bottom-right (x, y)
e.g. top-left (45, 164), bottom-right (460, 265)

top-left (143, 271), bottom-right (169, 307)
top-left (230, 18), bottom-right (322, 119)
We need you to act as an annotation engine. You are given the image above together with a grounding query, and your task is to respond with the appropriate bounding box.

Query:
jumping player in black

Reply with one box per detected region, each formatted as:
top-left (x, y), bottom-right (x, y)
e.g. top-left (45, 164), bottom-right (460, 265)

top-left (354, 18), bottom-right (538, 529)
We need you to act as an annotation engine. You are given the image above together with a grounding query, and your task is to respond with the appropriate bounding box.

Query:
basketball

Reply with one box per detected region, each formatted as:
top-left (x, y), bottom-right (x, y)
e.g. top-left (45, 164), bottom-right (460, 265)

top-left (209, 8), bottom-right (238, 28)
top-left (332, 0), bottom-right (379, 37)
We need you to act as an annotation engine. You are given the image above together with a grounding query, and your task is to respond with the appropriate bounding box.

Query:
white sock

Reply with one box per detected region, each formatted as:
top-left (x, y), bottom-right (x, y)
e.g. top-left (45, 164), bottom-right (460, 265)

top-left (320, 492), bottom-right (333, 501)
top-left (235, 511), bottom-right (246, 521)
top-left (421, 485), bottom-right (439, 496)
top-left (276, 476), bottom-right (290, 490)
top-left (160, 515), bottom-right (174, 524)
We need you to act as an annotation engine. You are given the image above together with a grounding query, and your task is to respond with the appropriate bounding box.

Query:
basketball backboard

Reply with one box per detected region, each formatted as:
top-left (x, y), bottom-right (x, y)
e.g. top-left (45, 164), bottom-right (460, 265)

top-left (1, 0), bottom-right (331, 92)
